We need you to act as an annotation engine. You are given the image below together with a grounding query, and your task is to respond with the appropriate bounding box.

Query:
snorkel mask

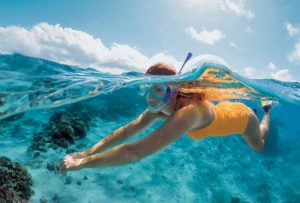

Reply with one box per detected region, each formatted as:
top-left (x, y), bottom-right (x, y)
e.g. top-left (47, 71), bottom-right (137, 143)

top-left (146, 84), bottom-right (178, 113)
top-left (146, 53), bottom-right (193, 113)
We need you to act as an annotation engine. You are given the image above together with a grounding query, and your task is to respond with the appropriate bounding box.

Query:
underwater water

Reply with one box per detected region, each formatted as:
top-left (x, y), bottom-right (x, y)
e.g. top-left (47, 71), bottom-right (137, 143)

top-left (0, 53), bottom-right (300, 203)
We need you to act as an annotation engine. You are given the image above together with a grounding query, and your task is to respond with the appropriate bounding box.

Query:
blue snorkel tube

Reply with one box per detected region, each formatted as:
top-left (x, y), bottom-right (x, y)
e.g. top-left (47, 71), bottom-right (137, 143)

top-left (164, 52), bottom-right (193, 101)
top-left (178, 52), bottom-right (193, 74)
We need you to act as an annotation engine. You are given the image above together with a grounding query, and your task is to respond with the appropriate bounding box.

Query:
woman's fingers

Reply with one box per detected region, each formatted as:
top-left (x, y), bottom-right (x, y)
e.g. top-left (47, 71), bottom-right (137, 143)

top-left (66, 152), bottom-right (86, 159)
top-left (60, 153), bottom-right (87, 174)
top-left (64, 155), bottom-right (73, 162)
top-left (66, 152), bottom-right (79, 159)
top-left (65, 156), bottom-right (83, 170)
top-left (59, 155), bottom-right (75, 174)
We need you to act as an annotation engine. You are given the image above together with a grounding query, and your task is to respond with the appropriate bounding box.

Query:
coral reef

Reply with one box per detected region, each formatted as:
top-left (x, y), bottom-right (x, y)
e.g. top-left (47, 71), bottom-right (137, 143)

top-left (45, 111), bottom-right (90, 147)
top-left (28, 111), bottom-right (91, 153)
top-left (0, 187), bottom-right (25, 203)
top-left (0, 156), bottom-right (34, 201)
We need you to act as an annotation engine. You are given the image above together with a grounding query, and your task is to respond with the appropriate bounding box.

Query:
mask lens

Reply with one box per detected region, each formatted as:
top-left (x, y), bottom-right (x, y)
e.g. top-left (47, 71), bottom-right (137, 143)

top-left (145, 84), bottom-right (177, 113)
top-left (146, 84), bottom-right (167, 101)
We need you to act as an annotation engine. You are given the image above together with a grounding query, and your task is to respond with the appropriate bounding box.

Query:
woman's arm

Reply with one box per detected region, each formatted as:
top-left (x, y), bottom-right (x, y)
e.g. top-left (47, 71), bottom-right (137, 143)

top-left (62, 103), bottom-right (201, 171)
top-left (76, 109), bottom-right (164, 157)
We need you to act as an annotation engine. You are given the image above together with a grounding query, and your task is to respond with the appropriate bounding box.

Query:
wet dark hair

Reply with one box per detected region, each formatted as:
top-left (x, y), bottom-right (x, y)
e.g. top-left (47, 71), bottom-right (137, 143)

top-left (146, 62), bottom-right (177, 75)
top-left (146, 62), bottom-right (205, 101)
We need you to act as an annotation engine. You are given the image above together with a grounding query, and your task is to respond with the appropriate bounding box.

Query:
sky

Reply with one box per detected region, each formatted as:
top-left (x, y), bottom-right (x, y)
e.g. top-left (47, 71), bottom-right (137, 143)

top-left (0, 0), bottom-right (299, 81)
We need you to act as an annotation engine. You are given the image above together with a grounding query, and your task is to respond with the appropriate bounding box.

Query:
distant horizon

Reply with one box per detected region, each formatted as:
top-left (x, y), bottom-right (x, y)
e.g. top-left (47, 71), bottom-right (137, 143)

top-left (0, 1), bottom-right (299, 81)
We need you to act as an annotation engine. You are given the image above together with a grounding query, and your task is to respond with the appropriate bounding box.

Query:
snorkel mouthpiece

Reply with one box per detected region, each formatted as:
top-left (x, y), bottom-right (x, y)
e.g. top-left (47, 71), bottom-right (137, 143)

top-left (146, 52), bottom-right (193, 113)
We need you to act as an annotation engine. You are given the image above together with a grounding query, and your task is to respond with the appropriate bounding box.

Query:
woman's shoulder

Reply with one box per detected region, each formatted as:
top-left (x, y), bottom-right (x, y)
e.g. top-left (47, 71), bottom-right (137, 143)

top-left (176, 98), bottom-right (215, 130)
top-left (177, 97), bottom-right (214, 117)
top-left (178, 97), bottom-right (213, 110)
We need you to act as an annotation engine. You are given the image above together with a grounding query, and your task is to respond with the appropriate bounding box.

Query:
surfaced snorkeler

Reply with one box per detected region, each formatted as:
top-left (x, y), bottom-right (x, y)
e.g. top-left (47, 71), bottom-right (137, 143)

top-left (60, 61), bottom-right (272, 173)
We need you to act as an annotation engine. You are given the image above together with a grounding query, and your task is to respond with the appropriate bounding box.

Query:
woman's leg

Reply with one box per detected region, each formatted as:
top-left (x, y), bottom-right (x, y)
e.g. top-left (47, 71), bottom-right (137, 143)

top-left (241, 109), bottom-right (271, 152)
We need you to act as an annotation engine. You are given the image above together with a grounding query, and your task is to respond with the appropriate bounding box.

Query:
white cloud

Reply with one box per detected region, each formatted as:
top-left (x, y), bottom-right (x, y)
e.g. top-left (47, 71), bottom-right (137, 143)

top-left (185, 26), bottom-right (225, 45)
top-left (286, 22), bottom-right (300, 64)
top-left (288, 42), bottom-right (300, 64)
top-left (185, 54), bottom-right (230, 73)
top-left (0, 23), bottom-right (228, 75)
top-left (267, 62), bottom-right (277, 70)
top-left (2, 22), bottom-right (296, 83)
top-left (148, 52), bottom-right (180, 67)
top-left (224, 0), bottom-right (254, 19)
top-left (243, 63), bottom-right (295, 81)
top-left (0, 23), bottom-right (229, 75)
top-left (0, 23), bottom-right (182, 73)
top-left (271, 69), bottom-right (294, 82)
top-left (245, 26), bottom-right (254, 33)
top-left (182, 0), bottom-right (254, 19)
top-left (243, 67), bottom-right (256, 78)
top-left (286, 23), bottom-right (300, 37)
top-left (229, 41), bottom-right (238, 49)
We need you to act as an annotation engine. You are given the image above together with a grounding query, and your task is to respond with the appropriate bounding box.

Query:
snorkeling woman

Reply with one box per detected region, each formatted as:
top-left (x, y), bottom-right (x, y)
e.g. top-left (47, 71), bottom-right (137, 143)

top-left (60, 62), bottom-right (272, 173)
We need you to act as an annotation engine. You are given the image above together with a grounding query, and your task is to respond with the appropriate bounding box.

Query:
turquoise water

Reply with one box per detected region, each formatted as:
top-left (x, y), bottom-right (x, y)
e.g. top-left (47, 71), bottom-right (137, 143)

top-left (0, 53), bottom-right (300, 202)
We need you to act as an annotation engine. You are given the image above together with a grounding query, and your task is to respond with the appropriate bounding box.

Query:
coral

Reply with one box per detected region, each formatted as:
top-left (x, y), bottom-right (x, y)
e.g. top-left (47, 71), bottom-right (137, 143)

top-left (28, 132), bottom-right (47, 152)
top-left (0, 156), bottom-right (34, 201)
top-left (0, 187), bottom-right (25, 203)
top-left (47, 112), bottom-right (88, 146)
top-left (28, 111), bottom-right (91, 153)
top-left (46, 111), bottom-right (90, 147)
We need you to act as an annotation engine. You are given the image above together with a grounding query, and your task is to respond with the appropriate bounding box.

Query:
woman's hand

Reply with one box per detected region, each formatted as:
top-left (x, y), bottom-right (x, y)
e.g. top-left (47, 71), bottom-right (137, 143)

top-left (60, 153), bottom-right (89, 174)
top-left (66, 151), bottom-right (90, 159)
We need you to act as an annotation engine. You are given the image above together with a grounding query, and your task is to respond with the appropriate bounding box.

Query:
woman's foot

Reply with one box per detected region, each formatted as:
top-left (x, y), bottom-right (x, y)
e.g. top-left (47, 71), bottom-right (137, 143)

top-left (261, 100), bottom-right (273, 113)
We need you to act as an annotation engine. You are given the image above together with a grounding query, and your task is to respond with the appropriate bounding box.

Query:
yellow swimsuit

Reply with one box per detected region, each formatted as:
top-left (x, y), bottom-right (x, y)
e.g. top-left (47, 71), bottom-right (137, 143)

top-left (188, 101), bottom-right (251, 140)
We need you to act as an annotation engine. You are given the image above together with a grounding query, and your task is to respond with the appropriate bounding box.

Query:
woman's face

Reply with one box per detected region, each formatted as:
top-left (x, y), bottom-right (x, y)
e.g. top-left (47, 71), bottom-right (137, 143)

top-left (146, 84), bottom-right (167, 107)
top-left (145, 84), bottom-right (178, 113)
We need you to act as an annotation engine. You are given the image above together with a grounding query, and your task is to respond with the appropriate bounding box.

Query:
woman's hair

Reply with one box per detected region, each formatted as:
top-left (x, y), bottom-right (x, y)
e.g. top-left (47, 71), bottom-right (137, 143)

top-left (146, 63), bottom-right (205, 101)
top-left (146, 63), bottom-right (177, 75)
